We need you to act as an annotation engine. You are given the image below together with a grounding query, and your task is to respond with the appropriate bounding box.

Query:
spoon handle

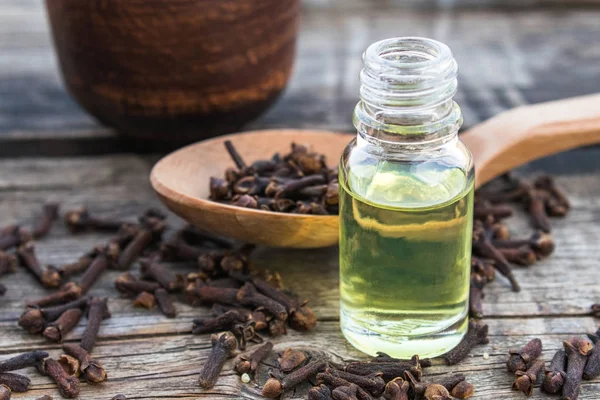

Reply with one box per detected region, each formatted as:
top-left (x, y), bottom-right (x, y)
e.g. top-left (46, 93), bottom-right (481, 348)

top-left (461, 93), bottom-right (600, 188)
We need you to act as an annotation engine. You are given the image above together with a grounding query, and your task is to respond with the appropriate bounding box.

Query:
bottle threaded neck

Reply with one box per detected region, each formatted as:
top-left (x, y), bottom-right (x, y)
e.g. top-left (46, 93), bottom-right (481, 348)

top-left (354, 37), bottom-right (462, 143)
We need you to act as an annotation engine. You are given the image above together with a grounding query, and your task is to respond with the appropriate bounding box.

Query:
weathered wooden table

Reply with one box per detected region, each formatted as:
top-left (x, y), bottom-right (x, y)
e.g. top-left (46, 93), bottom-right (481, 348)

top-left (1, 1), bottom-right (599, 399)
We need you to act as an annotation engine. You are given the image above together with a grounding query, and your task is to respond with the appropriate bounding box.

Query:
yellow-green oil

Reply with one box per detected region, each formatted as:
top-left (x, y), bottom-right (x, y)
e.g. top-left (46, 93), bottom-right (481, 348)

top-left (339, 159), bottom-right (474, 358)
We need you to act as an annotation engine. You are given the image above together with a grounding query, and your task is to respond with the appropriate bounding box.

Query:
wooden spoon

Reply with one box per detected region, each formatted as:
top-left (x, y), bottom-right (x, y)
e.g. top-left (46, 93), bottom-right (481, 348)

top-left (151, 94), bottom-right (600, 248)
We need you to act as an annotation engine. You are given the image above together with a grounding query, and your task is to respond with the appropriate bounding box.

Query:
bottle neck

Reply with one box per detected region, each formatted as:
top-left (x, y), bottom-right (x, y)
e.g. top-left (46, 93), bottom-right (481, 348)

top-left (353, 37), bottom-right (462, 147)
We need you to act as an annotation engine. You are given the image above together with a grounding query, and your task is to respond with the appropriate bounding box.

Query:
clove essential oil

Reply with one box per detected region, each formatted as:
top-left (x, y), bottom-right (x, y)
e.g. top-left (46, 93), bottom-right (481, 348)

top-left (339, 37), bottom-right (474, 358)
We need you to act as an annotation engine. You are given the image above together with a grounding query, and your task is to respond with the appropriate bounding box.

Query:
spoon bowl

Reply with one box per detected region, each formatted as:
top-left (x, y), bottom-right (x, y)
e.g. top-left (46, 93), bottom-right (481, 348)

top-left (150, 129), bottom-right (351, 248)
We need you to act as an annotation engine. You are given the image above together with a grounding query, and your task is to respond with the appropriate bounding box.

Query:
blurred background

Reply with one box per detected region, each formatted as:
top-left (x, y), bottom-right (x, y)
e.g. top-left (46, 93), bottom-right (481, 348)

top-left (1, 0), bottom-right (599, 163)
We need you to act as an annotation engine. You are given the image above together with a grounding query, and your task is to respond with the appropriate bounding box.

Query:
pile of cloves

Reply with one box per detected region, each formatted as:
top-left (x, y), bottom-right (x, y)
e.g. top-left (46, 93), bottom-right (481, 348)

top-left (229, 344), bottom-right (477, 400)
top-left (209, 141), bottom-right (339, 215)
top-left (470, 174), bottom-right (569, 319)
top-left (506, 331), bottom-right (600, 398)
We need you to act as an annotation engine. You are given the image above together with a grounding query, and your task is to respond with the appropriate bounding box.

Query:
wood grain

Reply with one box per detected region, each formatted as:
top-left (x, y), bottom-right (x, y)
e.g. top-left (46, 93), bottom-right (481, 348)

top-left (0, 155), bottom-right (599, 399)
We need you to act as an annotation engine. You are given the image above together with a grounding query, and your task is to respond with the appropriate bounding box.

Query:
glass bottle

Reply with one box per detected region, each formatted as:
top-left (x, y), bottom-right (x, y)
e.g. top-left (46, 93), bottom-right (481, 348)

top-left (339, 37), bottom-right (474, 358)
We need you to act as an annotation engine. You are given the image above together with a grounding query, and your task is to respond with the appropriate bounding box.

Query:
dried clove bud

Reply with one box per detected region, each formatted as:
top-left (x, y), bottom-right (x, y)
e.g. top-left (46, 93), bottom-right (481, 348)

top-left (497, 245), bottom-right (537, 266)
top-left (26, 281), bottom-right (83, 308)
top-left (0, 373), bottom-right (30, 392)
top-left (268, 318), bottom-right (287, 336)
top-left (309, 384), bottom-right (333, 400)
top-left (43, 308), bottom-right (83, 342)
top-left (507, 338), bottom-right (543, 372)
top-left (160, 233), bottom-right (205, 262)
top-left (224, 140), bottom-right (250, 172)
top-left (44, 358), bottom-right (80, 398)
top-left (563, 337), bottom-right (593, 400)
top-left (493, 231), bottom-right (555, 259)
top-left (444, 320), bottom-right (489, 365)
top-left (346, 355), bottom-right (423, 382)
top-left (512, 358), bottom-right (545, 396)
top-left (209, 177), bottom-right (230, 200)
top-left (251, 309), bottom-right (269, 331)
top-left (232, 321), bottom-right (259, 351)
top-left (436, 374), bottom-right (466, 392)
top-left (450, 381), bottom-right (475, 399)
top-left (140, 261), bottom-right (183, 292)
top-left (132, 291), bottom-right (156, 309)
top-left (262, 360), bottom-right (327, 398)
top-left (0, 226), bottom-right (31, 251)
top-left (384, 377), bottom-right (409, 400)
top-left (154, 288), bottom-right (177, 318)
top-left (542, 349), bottom-right (567, 393)
top-left (81, 297), bottom-right (111, 352)
top-left (424, 384), bottom-right (451, 400)
top-left (250, 277), bottom-right (317, 331)
top-left (195, 286), bottom-right (240, 306)
top-left (330, 384), bottom-right (359, 400)
top-left (19, 296), bottom-right (87, 334)
top-left (474, 202), bottom-right (514, 220)
top-left (77, 248), bottom-right (114, 294)
top-left (192, 310), bottom-right (247, 334)
top-left (279, 348), bottom-right (307, 373)
top-left (237, 283), bottom-right (288, 321)
top-left (32, 203), bottom-right (60, 239)
top-left (62, 343), bottom-right (107, 383)
top-left (64, 208), bottom-right (124, 233)
top-left (115, 272), bottom-right (161, 296)
top-left (469, 274), bottom-right (485, 319)
top-left (57, 354), bottom-right (80, 377)
top-left (329, 368), bottom-right (385, 397)
top-left (534, 175), bottom-right (570, 211)
top-left (490, 222), bottom-right (510, 240)
top-left (316, 371), bottom-right (371, 400)
top-left (198, 331), bottom-right (238, 388)
top-left (232, 194), bottom-right (258, 208)
top-left (235, 341), bottom-right (273, 374)
top-left (58, 255), bottom-right (94, 280)
top-left (0, 351), bottom-right (49, 373)
top-left (472, 222), bottom-right (520, 291)
top-left (584, 328), bottom-right (600, 380)
top-left (0, 252), bottom-right (17, 277)
top-left (526, 189), bottom-right (551, 233)
top-left (17, 242), bottom-right (61, 288)
top-left (117, 217), bottom-right (165, 269)
top-left (0, 384), bottom-right (9, 400)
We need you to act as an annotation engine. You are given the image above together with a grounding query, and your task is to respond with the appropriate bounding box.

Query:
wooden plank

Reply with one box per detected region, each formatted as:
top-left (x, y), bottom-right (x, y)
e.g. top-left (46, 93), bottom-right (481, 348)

top-left (0, 155), bottom-right (599, 398)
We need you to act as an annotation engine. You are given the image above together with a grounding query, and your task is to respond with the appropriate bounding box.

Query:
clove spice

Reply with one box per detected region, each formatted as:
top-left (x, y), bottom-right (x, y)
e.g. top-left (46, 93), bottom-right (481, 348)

top-left (154, 288), bottom-right (177, 318)
top-left (235, 341), bottom-right (273, 374)
top-left (32, 203), bottom-right (60, 239)
top-left (443, 320), bottom-right (489, 365)
top-left (80, 297), bottom-right (111, 352)
top-left (563, 337), bottom-right (593, 400)
top-left (17, 242), bottom-right (61, 288)
top-left (383, 377), bottom-right (409, 400)
top-left (507, 338), bottom-right (543, 372)
top-left (43, 308), bottom-right (83, 342)
top-left (44, 358), bottom-right (80, 398)
top-left (278, 348), bottom-right (307, 373)
top-left (309, 384), bottom-right (333, 400)
top-left (0, 373), bottom-right (30, 393)
top-left (192, 310), bottom-right (247, 334)
top-left (542, 349), bottom-right (567, 393)
top-left (512, 358), bottom-right (545, 396)
top-left (0, 351), bottom-right (49, 373)
top-left (62, 343), bottom-right (107, 383)
top-left (262, 359), bottom-right (327, 398)
top-left (583, 328), bottom-right (600, 380)
top-left (198, 331), bottom-right (238, 389)
top-left (450, 381), bottom-right (475, 399)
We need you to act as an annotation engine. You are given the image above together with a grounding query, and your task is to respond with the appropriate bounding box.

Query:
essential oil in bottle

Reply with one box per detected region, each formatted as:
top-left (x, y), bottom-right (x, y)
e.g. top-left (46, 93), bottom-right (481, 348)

top-left (339, 37), bottom-right (474, 358)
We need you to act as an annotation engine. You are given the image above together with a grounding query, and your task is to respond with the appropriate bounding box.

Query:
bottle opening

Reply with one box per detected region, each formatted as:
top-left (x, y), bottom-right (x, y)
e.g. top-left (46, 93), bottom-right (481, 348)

top-left (355, 37), bottom-right (462, 143)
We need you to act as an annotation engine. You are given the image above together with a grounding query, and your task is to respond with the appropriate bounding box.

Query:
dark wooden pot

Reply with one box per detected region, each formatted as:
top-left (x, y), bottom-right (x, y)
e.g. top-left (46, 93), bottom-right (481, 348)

top-left (45, 0), bottom-right (299, 142)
